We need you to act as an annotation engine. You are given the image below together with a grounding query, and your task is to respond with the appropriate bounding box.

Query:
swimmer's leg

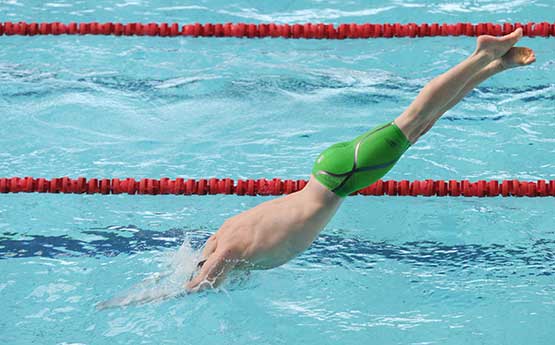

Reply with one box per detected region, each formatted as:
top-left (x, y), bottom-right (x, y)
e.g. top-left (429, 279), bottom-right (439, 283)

top-left (311, 31), bottom-right (535, 197)
top-left (417, 47), bottom-right (536, 136)
top-left (394, 29), bottom-right (525, 144)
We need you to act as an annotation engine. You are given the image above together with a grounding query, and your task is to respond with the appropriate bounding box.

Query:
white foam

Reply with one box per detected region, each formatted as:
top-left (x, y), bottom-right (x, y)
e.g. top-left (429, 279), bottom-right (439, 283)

top-left (216, 6), bottom-right (395, 23)
top-left (96, 239), bottom-right (201, 310)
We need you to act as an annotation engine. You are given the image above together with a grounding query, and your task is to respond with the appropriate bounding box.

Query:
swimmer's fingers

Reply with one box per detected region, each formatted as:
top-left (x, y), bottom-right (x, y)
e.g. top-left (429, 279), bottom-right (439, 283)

top-left (186, 250), bottom-right (236, 293)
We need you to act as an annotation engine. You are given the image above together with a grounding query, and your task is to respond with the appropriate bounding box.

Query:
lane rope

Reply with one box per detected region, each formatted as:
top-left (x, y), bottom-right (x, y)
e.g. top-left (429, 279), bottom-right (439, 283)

top-left (1, 177), bottom-right (554, 197)
top-left (1, 21), bottom-right (554, 38)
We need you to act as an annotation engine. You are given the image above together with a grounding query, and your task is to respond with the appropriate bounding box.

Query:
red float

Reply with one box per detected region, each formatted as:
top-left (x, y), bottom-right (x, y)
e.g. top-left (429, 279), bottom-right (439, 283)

top-left (1, 21), bottom-right (552, 38)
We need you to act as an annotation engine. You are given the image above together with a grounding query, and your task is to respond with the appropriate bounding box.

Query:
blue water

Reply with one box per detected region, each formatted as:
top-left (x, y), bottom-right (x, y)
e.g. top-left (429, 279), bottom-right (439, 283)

top-left (1, 0), bottom-right (555, 344)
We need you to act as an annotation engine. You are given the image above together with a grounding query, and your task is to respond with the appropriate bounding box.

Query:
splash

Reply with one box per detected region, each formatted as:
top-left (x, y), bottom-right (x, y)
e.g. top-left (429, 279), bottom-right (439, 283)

top-left (96, 239), bottom-right (201, 310)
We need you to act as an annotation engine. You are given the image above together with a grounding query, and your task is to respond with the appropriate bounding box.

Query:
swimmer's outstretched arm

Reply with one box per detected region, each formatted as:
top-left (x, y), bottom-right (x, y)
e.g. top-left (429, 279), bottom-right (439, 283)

top-left (186, 29), bottom-right (535, 292)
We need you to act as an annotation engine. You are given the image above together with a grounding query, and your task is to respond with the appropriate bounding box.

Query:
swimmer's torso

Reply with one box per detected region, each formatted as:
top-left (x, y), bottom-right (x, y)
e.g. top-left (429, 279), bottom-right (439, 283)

top-left (220, 178), bottom-right (342, 269)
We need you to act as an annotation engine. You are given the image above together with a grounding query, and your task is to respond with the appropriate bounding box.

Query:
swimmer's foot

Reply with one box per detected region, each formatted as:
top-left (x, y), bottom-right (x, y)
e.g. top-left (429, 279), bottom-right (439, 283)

top-left (499, 47), bottom-right (536, 69)
top-left (475, 28), bottom-right (523, 61)
top-left (486, 47), bottom-right (536, 73)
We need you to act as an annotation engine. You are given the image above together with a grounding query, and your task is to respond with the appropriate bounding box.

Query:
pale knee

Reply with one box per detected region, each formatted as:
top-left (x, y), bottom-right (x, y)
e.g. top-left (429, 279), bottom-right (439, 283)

top-left (395, 112), bottom-right (437, 144)
top-left (415, 121), bottom-right (435, 141)
top-left (394, 111), bottom-right (432, 144)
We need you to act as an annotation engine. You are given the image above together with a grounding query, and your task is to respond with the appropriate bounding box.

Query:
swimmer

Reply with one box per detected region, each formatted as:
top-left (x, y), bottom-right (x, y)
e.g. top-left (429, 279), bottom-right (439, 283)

top-left (187, 28), bottom-right (536, 292)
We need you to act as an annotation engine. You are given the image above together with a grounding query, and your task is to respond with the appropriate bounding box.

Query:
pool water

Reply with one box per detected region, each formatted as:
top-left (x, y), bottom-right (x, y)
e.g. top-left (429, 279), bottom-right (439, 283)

top-left (1, 0), bottom-right (555, 344)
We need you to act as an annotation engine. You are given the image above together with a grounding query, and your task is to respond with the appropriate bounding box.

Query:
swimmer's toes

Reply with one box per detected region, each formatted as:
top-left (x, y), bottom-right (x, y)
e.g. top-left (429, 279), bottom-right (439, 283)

top-left (520, 47), bottom-right (536, 65)
top-left (501, 47), bottom-right (536, 69)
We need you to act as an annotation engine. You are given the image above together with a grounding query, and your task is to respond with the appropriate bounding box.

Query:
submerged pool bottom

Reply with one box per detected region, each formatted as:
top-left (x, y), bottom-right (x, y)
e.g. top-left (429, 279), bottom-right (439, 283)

top-left (1, 194), bottom-right (554, 344)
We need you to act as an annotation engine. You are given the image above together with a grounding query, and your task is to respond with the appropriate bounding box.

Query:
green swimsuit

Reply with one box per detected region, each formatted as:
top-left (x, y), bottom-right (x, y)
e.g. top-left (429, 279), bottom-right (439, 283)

top-left (312, 122), bottom-right (411, 197)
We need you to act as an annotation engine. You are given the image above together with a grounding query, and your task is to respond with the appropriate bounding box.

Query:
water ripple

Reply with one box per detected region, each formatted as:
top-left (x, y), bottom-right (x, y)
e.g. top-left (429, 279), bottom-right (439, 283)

top-left (1, 228), bottom-right (553, 277)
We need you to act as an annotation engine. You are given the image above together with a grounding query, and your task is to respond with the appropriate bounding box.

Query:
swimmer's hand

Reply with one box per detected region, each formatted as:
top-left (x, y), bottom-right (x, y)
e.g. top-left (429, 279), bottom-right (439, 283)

top-left (186, 177), bottom-right (342, 292)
